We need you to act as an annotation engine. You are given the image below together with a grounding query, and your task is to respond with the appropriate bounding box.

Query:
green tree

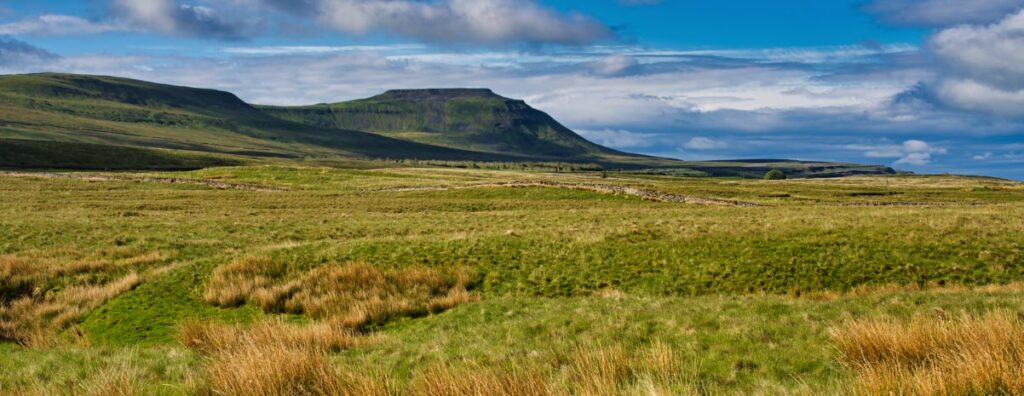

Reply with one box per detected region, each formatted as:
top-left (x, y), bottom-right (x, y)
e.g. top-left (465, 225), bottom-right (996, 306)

top-left (764, 169), bottom-right (787, 180)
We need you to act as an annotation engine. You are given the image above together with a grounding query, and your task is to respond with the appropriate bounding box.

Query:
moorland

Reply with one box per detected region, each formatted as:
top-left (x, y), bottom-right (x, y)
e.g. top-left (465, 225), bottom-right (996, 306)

top-left (1, 73), bottom-right (1023, 395)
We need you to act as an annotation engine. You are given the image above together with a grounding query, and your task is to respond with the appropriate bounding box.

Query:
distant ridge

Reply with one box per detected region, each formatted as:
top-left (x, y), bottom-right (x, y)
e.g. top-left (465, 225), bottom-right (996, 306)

top-left (0, 73), bottom-right (897, 177)
top-left (258, 88), bottom-right (630, 160)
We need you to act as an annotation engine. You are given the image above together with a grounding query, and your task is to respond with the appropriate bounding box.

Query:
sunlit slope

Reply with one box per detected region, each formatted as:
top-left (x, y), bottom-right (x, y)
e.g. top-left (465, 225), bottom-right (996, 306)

top-left (258, 88), bottom-right (629, 159)
top-left (0, 73), bottom-right (511, 167)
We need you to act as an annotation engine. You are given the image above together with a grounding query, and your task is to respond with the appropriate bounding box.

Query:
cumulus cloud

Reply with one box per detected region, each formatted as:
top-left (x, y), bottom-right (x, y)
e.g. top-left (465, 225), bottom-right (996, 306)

top-left (110, 0), bottom-right (251, 39)
top-left (925, 10), bottom-right (1024, 116)
top-left (312, 0), bottom-right (611, 45)
top-left (865, 0), bottom-right (1024, 27)
top-left (0, 0), bottom-right (611, 45)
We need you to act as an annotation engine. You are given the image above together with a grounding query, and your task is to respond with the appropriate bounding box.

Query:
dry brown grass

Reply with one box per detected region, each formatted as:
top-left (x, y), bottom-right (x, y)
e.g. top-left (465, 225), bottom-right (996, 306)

top-left (204, 341), bottom-right (350, 396)
top-left (0, 250), bottom-right (171, 347)
top-left (204, 258), bottom-right (476, 328)
top-left (0, 272), bottom-right (142, 347)
top-left (177, 319), bottom-right (379, 355)
top-left (180, 320), bottom-right (387, 396)
top-left (179, 316), bottom-right (698, 396)
top-left (831, 310), bottom-right (1024, 395)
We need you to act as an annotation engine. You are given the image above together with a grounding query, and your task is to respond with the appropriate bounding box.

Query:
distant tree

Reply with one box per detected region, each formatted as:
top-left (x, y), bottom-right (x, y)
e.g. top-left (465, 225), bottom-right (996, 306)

top-left (764, 169), bottom-right (787, 180)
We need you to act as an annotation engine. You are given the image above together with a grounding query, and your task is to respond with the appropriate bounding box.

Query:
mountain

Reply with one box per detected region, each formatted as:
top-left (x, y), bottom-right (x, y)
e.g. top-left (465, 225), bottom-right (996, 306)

top-left (0, 73), bottom-right (514, 165)
top-left (258, 88), bottom-right (625, 160)
top-left (0, 73), bottom-right (895, 177)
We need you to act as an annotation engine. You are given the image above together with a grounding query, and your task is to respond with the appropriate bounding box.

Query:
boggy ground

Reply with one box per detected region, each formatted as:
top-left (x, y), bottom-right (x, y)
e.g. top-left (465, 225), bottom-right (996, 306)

top-left (1, 165), bottom-right (1022, 395)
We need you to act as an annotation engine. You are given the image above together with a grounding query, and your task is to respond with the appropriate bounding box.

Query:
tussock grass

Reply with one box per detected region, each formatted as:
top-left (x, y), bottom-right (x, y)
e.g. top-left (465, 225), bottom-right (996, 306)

top-left (179, 320), bottom-right (384, 396)
top-left (0, 249), bottom-right (171, 347)
top-left (831, 310), bottom-right (1024, 395)
top-left (204, 342), bottom-right (348, 396)
top-left (204, 258), bottom-right (476, 328)
top-left (177, 319), bottom-right (377, 355)
top-left (0, 272), bottom-right (142, 347)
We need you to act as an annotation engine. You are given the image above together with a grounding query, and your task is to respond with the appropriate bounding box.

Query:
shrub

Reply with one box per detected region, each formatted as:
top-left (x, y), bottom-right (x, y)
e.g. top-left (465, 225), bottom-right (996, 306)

top-left (763, 169), bottom-right (786, 180)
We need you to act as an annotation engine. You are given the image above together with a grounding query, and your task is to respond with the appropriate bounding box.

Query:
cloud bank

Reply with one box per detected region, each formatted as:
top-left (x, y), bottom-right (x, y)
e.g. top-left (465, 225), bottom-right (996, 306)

top-left (0, 0), bottom-right (611, 45)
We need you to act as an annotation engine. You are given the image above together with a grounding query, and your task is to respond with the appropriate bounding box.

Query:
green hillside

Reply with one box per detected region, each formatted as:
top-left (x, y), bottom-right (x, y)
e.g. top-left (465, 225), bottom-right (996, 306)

top-left (0, 73), bottom-right (510, 164)
top-left (258, 88), bottom-right (624, 159)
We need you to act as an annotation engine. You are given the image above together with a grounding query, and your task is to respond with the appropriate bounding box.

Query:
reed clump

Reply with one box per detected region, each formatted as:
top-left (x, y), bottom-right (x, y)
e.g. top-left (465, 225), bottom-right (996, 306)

top-left (204, 258), bottom-right (476, 328)
top-left (831, 310), bottom-right (1024, 395)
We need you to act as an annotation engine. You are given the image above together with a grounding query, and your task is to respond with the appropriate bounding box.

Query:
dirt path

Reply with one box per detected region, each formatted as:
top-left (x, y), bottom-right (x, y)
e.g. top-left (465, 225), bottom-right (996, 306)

top-left (0, 171), bottom-right (288, 192)
top-left (376, 181), bottom-right (761, 207)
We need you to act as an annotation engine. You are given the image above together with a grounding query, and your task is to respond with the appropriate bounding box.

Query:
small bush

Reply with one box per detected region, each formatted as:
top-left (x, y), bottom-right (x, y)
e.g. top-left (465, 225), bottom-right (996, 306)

top-left (763, 169), bottom-right (787, 180)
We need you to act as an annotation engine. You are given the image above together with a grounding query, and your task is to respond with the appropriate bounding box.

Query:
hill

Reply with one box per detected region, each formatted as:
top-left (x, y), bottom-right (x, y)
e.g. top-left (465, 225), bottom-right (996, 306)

top-left (0, 73), bottom-right (513, 164)
top-left (0, 73), bottom-right (895, 176)
top-left (257, 88), bottom-right (625, 159)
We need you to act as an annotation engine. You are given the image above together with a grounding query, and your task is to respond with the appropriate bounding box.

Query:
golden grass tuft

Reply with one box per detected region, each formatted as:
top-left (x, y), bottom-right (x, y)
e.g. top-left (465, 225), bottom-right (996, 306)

top-left (205, 342), bottom-right (349, 396)
top-left (204, 258), bottom-right (476, 328)
top-left (177, 319), bottom-right (377, 355)
top-left (830, 310), bottom-right (1024, 395)
top-left (0, 272), bottom-right (142, 347)
top-left (1, 249), bottom-right (173, 347)
top-left (179, 319), bottom-right (387, 396)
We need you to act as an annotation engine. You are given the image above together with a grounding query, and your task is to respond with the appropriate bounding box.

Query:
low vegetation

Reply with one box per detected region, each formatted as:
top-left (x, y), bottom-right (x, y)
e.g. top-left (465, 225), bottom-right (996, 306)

top-left (204, 258), bottom-right (476, 329)
top-left (0, 165), bottom-right (1022, 394)
top-left (832, 310), bottom-right (1024, 395)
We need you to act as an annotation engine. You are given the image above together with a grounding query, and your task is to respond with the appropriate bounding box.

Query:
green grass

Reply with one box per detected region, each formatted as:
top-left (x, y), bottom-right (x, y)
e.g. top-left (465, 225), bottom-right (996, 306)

top-left (1, 166), bottom-right (1022, 394)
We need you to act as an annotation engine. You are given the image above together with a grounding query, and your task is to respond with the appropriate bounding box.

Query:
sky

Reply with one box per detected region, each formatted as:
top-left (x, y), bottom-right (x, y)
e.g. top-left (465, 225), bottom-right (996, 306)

top-left (1, 0), bottom-right (1024, 179)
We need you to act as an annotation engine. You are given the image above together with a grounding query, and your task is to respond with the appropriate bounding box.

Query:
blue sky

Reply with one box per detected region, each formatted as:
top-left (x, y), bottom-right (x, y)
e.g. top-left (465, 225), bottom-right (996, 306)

top-left (2, 0), bottom-right (1024, 179)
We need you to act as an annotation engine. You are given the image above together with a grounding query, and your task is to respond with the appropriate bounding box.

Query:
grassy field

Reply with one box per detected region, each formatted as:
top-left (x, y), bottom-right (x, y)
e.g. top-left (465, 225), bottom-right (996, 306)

top-left (1, 165), bottom-right (1022, 394)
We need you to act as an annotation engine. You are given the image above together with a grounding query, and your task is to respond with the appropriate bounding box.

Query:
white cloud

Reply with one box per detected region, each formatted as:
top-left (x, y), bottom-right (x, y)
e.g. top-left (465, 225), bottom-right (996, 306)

top-left (0, 14), bottom-right (122, 36)
top-left (685, 137), bottom-right (728, 150)
top-left (927, 10), bottom-right (1024, 116)
top-left (849, 140), bottom-right (947, 165)
top-left (313, 0), bottom-right (611, 45)
top-left (973, 152), bottom-right (993, 160)
top-left (110, 0), bottom-right (251, 39)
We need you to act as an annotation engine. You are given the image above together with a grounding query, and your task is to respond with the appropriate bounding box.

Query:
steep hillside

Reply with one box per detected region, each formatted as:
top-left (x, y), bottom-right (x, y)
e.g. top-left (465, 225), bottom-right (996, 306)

top-left (0, 73), bottom-right (508, 163)
top-left (258, 89), bottom-right (628, 159)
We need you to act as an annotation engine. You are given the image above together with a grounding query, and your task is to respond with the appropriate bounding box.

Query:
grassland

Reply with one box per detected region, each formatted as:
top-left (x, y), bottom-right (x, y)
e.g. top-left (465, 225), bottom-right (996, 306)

top-left (1, 165), bottom-right (1022, 394)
